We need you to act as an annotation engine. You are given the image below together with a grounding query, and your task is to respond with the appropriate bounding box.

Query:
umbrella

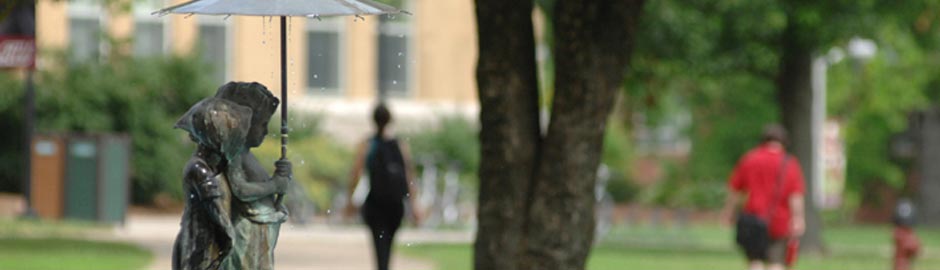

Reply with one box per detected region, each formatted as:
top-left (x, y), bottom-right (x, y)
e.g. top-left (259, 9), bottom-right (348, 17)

top-left (154, 0), bottom-right (407, 161)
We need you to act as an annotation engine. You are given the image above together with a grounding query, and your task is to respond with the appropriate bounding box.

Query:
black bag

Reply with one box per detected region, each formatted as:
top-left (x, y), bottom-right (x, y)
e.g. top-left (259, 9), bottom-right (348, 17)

top-left (735, 156), bottom-right (789, 259)
top-left (736, 212), bottom-right (771, 259)
top-left (366, 137), bottom-right (409, 203)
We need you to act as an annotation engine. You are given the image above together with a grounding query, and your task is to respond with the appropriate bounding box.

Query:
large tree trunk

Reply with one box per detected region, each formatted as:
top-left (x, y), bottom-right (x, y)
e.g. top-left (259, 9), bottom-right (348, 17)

top-left (474, 0), bottom-right (644, 269)
top-left (776, 23), bottom-right (826, 255)
top-left (519, 1), bottom-right (645, 269)
top-left (472, 0), bottom-right (542, 269)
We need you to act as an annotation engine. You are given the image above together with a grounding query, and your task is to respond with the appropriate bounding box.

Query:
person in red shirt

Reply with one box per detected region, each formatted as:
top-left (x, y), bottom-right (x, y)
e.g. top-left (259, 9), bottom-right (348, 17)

top-left (721, 124), bottom-right (806, 270)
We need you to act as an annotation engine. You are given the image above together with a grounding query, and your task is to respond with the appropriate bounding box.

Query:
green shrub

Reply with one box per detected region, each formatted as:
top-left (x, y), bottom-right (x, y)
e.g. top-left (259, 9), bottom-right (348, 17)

top-left (405, 116), bottom-right (480, 184)
top-left (0, 55), bottom-right (215, 203)
top-left (606, 176), bottom-right (639, 203)
top-left (0, 74), bottom-right (25, 193)
top-left (252, 115), bottom-right (353, 210)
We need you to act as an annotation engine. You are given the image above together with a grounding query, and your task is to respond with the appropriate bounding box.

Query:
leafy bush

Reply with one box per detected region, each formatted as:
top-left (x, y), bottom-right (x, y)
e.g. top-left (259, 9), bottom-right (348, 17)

top-left (602, 119), bottom-right (639, 203)
top-left (0, 74), bottom-right (25, 193)
top-left (405, 116), bottom-right (480, 183)
top-left (0, 55), bottom-right (216, 203)
top-left (252, 114), bottom-right (353, 210)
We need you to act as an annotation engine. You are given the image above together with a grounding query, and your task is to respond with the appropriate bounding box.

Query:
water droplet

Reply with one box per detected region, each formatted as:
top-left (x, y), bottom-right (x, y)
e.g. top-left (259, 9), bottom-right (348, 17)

top-left (379, 234), bottom-right (384, 239)
top-left (392, 80), bottom-right (398, 85)
top-left (326, 209), bottom-right (332, 214)
top-left (313, 74), bottom-right (318, 79)
top-left (190, 194), bottom-right (195, 199)
top-left (396, 64), bottom-right (401, 69)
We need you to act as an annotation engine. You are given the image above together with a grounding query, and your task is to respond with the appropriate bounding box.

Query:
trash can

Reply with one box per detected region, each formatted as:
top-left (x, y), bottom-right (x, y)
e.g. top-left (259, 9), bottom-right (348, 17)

top-left (62, 134), bottom-right (131, 223)
top-left (30, 135), bottom-right (65, 219)
top-left (64, 136), bottom-right (99, 221)
top-left (97, 135), bottom-right (130, 224)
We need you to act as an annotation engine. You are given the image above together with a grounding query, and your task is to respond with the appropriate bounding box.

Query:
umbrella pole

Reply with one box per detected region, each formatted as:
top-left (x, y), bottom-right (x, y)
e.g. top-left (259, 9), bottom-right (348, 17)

top-left (280, 16), bottom-right (288, 160)
top-left (277, 16), bottom-right (288, 204)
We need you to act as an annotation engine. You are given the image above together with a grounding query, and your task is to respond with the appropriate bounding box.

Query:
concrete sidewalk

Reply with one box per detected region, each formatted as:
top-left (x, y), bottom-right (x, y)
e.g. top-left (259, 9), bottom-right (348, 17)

top-left (112, 214), bottom-right (473, 270)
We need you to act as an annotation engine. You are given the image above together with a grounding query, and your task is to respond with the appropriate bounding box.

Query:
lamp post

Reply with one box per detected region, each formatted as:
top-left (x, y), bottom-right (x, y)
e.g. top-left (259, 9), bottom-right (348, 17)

top-left (811, 37), bottom-right (876, 209)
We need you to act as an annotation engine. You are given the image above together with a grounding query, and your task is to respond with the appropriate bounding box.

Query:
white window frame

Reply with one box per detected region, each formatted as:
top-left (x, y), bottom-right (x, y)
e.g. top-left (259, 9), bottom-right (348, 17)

top-left (197, 16), bottom-right (233, 83)
top-left (68, 0), bottom-right (104, 63)
top-left (305, 17), bottom-right (347, 96)
top-left (132, 0), bottom-right (170, 57)
top-left (376, 9), bottom-right (415, 99)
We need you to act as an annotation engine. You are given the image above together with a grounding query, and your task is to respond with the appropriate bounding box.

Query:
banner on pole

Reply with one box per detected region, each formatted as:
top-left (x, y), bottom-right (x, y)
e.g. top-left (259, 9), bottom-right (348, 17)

top-left (0, 0), bottom-right (36, 69)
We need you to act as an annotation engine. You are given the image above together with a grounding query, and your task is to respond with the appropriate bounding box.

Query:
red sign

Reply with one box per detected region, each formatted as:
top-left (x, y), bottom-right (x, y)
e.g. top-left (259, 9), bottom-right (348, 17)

top-left (0, 36), bottom-right (35, 69)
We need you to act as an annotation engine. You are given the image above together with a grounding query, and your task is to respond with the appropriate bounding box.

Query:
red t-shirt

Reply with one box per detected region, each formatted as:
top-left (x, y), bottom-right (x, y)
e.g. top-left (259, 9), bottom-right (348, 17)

top-left (729, 143), bottom-right (805, 239)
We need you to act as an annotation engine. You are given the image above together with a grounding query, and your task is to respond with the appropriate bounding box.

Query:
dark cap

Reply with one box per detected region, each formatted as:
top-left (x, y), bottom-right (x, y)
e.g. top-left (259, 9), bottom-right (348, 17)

top-left (762, 123), bottom-right (788, 144)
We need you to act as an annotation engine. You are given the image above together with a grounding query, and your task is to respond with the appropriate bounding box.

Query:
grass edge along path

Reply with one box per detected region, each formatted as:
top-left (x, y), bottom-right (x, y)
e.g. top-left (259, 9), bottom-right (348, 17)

top-left (401, 225), bottom-right (940, 270)
top-left (0, 237), bottom-right (153, 270)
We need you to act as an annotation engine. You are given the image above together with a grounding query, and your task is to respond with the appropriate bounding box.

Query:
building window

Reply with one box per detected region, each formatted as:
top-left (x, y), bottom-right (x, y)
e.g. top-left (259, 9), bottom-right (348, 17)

top-left (377, 13), bottom-right (411, 98)
top-left (134, 22), bottom-right (164, 57)
top-left (133, 0), bottom-right (166, 57)
top-left (307, 18), bottom-right (343, 95)
top-left (68, 2), bottom-right (101, 63)
top-left (198, 20), bottom-right (229, 83)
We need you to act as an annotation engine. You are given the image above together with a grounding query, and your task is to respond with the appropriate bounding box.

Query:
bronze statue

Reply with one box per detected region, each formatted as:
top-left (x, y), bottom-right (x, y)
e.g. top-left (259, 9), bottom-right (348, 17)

top-left (173, 82), bottom-right (291, 270)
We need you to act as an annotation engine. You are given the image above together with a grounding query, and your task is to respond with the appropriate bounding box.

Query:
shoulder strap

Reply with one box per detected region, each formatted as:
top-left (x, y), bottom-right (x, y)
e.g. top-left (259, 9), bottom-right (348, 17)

top-left (767, 155), bottom-right (790, 221)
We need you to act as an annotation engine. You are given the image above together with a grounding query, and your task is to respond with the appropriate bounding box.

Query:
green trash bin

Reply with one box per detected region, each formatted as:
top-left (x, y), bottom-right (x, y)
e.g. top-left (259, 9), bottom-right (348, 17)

top-left (64, 137), bottom-right (99, 221)
top-left (64, 134), bottom-right (131, 223)
top-left (97, 135), bottom-right (130, 224)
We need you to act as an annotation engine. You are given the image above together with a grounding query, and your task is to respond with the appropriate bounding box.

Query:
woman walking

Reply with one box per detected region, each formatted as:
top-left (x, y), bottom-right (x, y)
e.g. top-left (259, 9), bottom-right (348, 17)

top-left (346, 103), bottom-right (421, 270)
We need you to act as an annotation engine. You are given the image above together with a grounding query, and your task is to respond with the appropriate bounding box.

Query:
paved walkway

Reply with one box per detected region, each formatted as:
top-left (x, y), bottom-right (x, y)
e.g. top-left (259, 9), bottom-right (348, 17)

top-left (111, 214), bottom-right (473, 270)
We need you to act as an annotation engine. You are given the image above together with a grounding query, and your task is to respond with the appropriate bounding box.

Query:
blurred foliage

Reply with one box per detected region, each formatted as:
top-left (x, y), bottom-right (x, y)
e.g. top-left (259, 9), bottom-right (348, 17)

top-left (613, 0), bottom-right (782, 208)
top-left (638, 160), bottom-right (725, 209)
top-left (405, 116), bottom-right (480, 184)
top-left (0, 73), bottom-right (25, 193)
top-left (827, 23), bottom-right (937, 192)
top-left (0, 55), bottom-right (215, 204)
top-left (252, 114), bottom-right (352, 211)
top-left (602, 118), bottom-right (638, 203)
top-left (611, 0), bottom-right (937, 209)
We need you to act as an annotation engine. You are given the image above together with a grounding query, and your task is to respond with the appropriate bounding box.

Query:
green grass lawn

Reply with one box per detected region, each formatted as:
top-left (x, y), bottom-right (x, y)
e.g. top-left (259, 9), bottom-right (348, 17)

top-left (0, 238), bottom-right (152, 270)
top-left (401, 225), bottom-right (940, 270)
top-left (0, 219), bottom-right (152, 270)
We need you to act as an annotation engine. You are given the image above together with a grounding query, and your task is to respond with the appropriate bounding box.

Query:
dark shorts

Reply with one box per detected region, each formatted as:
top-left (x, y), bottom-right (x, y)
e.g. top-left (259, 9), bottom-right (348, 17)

top-left (744, 238), bottom-right (787, 264)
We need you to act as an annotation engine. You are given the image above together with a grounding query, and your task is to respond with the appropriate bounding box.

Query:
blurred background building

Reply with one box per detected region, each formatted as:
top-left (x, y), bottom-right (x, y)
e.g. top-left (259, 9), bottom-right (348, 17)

top-left (35, 0), bottom-right (479, 143)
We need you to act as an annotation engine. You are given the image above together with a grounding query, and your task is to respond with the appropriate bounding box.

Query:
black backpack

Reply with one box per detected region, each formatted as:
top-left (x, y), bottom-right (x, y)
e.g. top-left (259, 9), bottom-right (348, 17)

top-left (366, 137), bottom-right (409, 202)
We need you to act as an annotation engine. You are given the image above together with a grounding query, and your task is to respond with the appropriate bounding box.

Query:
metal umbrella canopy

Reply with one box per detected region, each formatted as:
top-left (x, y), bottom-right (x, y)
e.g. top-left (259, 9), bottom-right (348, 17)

top-left (155, 0), bottom-right (406, 160)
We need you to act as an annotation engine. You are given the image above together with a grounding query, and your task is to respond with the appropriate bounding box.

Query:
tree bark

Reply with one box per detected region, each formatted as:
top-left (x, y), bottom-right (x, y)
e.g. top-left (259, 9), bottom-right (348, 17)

top-left (776, 23), bottom-right (826, 255)
top-left (474, 0), bottom-right (644, 268)
top-left (519, 1), bottom-right (645, 269)
top-left (472, 0), bottom-right (541, 269)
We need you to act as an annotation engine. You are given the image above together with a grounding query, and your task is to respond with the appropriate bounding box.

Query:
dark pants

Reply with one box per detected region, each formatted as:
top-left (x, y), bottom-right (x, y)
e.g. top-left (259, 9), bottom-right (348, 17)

top-left (362, 199), bottom-right (404, 270)
top-left (744, 238), bottom-right (788, 265)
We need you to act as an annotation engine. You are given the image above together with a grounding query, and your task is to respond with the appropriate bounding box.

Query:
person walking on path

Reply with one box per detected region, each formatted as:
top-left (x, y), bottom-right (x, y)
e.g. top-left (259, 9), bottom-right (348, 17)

top-left (720, 124), bottom-right (806, 270)
top-left (346, 103), bottom-right (422, 270)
